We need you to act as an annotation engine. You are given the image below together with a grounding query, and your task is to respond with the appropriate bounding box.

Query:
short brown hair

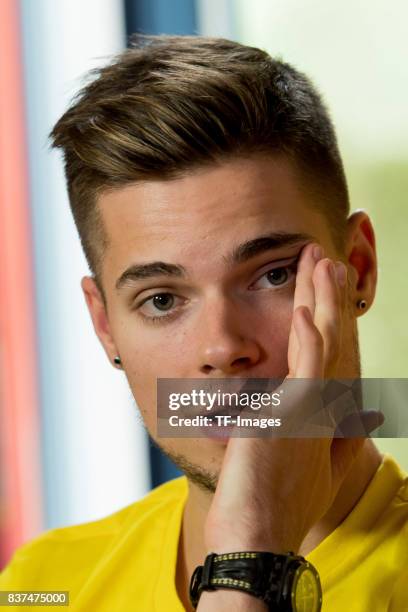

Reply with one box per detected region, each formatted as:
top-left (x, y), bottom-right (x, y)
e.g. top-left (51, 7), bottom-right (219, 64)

top-left (50, 35), bottom-right (350, 294)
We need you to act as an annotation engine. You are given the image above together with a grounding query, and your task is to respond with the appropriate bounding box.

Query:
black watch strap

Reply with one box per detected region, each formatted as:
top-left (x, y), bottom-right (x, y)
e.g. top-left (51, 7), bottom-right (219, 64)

top-left (190, 551), bottom-right (307, 610)
top-left (189, 550), bottom-right (319, 610)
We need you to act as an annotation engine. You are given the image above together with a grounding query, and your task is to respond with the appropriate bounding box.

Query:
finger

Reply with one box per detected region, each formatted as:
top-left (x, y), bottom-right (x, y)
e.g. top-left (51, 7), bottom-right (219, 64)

top-left (313, 258), bottom-right (342, 374)
top-left (334, 260), bottom-right (348, 314)
top-left (280, 305), bottom-right (325, 432)
top-left (292, 305), bottom-right (324, 378)
top-left (334, 409), bottom-right (385, 437)
top-left (293, 242), bottom-right (322, 315)
top-left (287, 242), bottom-right (323, 375)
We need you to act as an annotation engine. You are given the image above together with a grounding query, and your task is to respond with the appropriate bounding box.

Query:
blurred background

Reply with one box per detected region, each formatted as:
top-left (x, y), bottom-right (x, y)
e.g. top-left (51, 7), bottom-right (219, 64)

top-left (0, 0), bottom-right (407, 568)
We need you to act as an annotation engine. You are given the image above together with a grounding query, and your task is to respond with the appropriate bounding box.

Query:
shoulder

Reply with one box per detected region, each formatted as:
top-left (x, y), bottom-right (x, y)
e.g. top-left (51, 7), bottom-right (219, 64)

top-left (0, 476), bottom-right (188, 589)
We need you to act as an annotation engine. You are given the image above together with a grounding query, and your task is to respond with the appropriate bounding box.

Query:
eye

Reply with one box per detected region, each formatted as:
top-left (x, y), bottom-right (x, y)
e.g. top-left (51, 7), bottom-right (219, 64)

top-left (149, 293), bottom-right (174, 311)
top-left (251, 262), bottom-right (298, 290)
top-left (136, 292), bottom-right (183, 323)
top-left (266, 267), bottom-right (289, 285)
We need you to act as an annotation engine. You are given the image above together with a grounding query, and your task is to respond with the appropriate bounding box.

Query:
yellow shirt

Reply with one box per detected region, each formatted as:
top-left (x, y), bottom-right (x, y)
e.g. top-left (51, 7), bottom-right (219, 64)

top-left (1, 453), bottom-right (407, 611)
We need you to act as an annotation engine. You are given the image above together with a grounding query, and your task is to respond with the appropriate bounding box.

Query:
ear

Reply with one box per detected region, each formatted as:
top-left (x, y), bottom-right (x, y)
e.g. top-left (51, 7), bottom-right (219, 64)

top-left (345, 211), bottom-right (377, 315)
top-left (81, 276), bottom-right (120, 366)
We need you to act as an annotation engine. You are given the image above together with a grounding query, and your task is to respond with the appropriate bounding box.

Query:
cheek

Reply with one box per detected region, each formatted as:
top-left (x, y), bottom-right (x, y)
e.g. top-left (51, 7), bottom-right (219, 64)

top-left (116, 322), bottom-right (189, 430)
top-left (116, 295), bottom-right (294, 408)
top-left (254, 298), bottom-right (293, 346)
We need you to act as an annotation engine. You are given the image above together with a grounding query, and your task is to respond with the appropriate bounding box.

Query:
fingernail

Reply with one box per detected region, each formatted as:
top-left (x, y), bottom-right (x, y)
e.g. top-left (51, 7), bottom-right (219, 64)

top-left (335, 262), bottom-right (347, 287)
top-left (313, 245), bottom-right (323, 261)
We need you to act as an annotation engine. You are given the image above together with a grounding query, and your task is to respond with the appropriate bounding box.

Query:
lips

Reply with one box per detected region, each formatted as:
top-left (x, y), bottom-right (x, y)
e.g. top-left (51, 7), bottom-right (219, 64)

top-left (205, 404), bottom-right (244, 419)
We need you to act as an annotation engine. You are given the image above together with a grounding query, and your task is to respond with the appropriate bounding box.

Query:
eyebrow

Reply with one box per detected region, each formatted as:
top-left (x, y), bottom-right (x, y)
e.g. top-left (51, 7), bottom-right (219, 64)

top-left (115, 231), bottom-right (314, 290)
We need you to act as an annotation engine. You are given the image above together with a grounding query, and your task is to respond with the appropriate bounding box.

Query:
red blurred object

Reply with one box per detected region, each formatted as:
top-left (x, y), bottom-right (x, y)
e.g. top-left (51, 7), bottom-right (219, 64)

top-left (0, 0), bottom-right (43, 567)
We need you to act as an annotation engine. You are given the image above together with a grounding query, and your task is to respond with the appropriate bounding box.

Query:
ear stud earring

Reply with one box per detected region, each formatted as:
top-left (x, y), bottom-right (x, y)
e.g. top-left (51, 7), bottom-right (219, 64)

top-left (113, 356), bottom-right (122, 366)
top-left (357, 299), bottom-right (367, 310)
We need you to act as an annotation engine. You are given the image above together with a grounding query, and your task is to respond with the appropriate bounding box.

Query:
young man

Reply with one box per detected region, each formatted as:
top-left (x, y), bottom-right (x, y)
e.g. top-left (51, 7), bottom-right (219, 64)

top-left (1, 36), bottom-right (406, 611)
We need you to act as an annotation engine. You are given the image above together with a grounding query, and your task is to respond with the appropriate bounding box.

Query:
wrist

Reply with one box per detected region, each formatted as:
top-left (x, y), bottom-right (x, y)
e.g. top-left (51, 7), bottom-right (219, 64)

top-left (205, 536), bottom-right (301, 556)
top-left (205, 520), bottom-right (303, 555)
top-left (197, 589), bottom-right (268, 611)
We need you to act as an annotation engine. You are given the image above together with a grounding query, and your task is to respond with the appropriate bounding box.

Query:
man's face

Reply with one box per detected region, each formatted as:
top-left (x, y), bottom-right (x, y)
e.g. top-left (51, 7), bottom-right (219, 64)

top-left (84, 155), bottom-right (362, 488)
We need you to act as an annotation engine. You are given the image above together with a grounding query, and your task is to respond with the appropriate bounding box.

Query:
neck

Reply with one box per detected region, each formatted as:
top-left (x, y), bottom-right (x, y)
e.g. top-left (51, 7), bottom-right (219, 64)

top-left (175, 439), bottom-right (383, 611)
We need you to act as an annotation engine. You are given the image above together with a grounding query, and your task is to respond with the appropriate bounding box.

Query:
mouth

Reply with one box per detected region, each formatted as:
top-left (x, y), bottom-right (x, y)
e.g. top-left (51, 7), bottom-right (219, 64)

top-left (206, 404), bottom-right (241, 420)
top-left (200, 412), bottom-right (237, 442)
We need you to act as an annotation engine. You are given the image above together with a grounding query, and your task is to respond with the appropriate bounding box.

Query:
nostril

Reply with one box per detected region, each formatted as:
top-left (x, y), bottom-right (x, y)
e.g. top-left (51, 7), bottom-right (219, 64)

top-left (232, 357), bottom-right (250, 368)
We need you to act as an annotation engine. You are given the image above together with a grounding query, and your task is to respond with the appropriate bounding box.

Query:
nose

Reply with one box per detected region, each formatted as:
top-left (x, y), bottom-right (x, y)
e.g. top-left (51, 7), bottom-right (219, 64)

top-left (197, 297), bottom-right (262, 375)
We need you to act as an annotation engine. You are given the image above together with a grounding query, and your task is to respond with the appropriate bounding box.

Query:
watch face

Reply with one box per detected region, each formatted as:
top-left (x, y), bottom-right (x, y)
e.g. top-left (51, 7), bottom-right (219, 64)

top-left (291, 563), bottom-right (322, 612)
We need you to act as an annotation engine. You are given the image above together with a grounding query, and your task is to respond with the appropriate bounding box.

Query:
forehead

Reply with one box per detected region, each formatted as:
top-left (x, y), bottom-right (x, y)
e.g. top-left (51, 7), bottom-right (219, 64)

top-left (97, 155), bottom-right (332, 278)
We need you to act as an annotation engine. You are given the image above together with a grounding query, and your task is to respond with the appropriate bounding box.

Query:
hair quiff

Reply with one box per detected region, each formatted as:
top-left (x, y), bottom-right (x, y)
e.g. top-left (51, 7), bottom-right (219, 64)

top-left (50, 35), bottom-right (349, 292)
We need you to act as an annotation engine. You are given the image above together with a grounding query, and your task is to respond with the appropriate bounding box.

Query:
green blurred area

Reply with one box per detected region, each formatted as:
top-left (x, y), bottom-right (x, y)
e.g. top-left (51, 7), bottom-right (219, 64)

top-left (347, 160), bottom-right (408, 469)
top-left (347, 160), bottom-right (408, 378)
top-left (376, 439), bottom-right (407, 469)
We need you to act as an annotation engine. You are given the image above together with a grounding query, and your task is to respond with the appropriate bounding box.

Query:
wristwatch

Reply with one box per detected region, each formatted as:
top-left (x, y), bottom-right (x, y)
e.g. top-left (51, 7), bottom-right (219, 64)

top-left (189, 551), bottom-right (322, 611)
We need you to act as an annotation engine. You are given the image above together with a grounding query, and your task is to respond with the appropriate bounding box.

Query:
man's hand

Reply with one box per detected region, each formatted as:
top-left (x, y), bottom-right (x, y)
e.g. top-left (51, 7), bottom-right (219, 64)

top-left (202, 242), bottom-right (361, 556)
